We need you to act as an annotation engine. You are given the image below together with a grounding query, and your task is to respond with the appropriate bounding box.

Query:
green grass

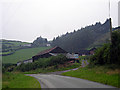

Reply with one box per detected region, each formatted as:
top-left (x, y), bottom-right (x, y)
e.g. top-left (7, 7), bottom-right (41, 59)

top-left (1, 40), bottom-right (29, 46)
top-left (1, 40), bottom-right (31, 55)
top-left (9, 41), bottom-right (29, 46)
top-left (61, 66), bottom-right (119, 88)
top-left (2, 72), bottom-right (41, 88)
top-left (2, 47), bottom-right (51, 64)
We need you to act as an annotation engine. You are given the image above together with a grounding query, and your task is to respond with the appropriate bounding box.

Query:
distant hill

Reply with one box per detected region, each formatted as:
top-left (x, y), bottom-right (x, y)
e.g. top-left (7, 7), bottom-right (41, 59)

top-left (0, 39), bottom-right (31, 55)
top-left (51, 19), bottom-right (111, 53)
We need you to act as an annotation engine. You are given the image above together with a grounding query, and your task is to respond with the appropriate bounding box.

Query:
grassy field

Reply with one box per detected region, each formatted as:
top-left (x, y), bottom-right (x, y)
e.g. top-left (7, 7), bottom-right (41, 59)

top-left (1, 40), bottom-right (30, 51)
top-left (2, 72), bottom-right (41, 89)
top-left (2, 47), bottom-right (51, 64)
top-left (62, 66), bottom-right (120, 88)
top-left (1, 40), bottom-right (29, 46)
top-left (8, 41), bottom-right (29, 46)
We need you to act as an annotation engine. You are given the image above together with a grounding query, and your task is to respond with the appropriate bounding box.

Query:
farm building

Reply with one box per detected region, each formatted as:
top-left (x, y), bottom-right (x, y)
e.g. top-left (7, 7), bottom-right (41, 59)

top-left (78, 50), bottom-right (90, 56)
top-left (66, 53), bottom-right (79, 59)
top-left (66, 53), bottom-right (79, 63)
top-left (78, 48), bottom-right (96, 56)
top-left (16, 46), bottom-right (82, 66)
top-left (32, 46), bottom-right (68, 61)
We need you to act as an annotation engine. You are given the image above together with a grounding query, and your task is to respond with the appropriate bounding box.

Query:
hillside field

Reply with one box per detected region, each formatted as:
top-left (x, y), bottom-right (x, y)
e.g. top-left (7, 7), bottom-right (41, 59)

top-left (2, 47), bottom-right (51, 64)
top-left (0, 40), bottom-right (29, 46)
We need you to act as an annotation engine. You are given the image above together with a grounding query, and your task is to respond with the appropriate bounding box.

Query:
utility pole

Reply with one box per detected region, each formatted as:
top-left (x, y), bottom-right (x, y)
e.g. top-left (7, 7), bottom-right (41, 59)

top-left (110, 18), bottom-right (112, 44)
top-left (109, 0), bottom-right (112, 44)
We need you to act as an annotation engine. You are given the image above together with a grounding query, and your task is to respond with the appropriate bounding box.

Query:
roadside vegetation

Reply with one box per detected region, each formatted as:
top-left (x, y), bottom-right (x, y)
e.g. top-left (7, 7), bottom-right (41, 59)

top-left (23, 63), bottom-right (80, 74)
top-left (2, 61), bottom-right (80, 75)
top-left (2, 72), bottom-right (41, 89)
top-left (2, 47), bottom-right (51, 64)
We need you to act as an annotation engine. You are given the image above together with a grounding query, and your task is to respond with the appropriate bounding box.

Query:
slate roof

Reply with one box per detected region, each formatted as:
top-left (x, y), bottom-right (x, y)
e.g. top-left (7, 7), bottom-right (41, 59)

top-left (34, 46), bottom-right (67, 57)
top-left (78, 48), bottom-right (96, 55)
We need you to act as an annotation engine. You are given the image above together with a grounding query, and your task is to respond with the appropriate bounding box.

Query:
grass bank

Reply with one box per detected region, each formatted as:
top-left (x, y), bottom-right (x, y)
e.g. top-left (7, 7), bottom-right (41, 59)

top-left (2, 72), bottom-right (41, 89)
top-left (61, 65), bottom-right (120, 88)
top-left (2, 47), bottom-right (51, 64)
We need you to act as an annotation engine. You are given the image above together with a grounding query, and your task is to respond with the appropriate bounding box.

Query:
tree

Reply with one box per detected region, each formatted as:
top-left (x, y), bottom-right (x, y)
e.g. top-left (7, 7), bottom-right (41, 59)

top-left (32, 36), bottom-right (48, 47)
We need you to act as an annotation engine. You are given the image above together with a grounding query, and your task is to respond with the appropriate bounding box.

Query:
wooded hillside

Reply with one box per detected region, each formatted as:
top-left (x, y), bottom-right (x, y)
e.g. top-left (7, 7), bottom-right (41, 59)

top-left (51, 19), bottom-right (111, 53)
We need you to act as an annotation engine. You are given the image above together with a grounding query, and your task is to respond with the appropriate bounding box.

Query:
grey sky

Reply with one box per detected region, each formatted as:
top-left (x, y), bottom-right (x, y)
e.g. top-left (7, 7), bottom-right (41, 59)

top-left (0, 0), bottom-right (119, 42)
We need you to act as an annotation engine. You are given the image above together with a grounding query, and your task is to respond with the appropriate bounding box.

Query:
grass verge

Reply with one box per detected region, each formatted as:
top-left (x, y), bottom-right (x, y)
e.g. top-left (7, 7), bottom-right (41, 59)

top-left (2, 72), bottom-right (41, 89)
top-left (61, 65), bottom-right (120, 88)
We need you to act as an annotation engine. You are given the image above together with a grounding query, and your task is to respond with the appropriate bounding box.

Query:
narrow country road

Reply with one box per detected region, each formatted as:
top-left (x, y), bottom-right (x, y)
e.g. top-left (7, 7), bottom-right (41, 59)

top-left (26, 74), bottom-right (115, 88)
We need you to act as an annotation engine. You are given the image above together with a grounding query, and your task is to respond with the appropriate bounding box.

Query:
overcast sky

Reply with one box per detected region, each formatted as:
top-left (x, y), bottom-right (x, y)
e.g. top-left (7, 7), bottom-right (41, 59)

top-left (0, 0), bottom-right (119, 42)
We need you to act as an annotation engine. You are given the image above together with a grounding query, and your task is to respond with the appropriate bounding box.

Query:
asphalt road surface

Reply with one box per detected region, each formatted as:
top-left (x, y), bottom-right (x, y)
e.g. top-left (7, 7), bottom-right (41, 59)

top-left (26, 74), bottom-right (115, 88)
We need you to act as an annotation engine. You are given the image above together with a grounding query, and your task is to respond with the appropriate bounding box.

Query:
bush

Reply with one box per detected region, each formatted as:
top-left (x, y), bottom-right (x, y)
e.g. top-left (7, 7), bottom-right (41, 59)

top-left (2, 63), bottom-right (16, 72)
top-left (111, 30), bottom-right (120, 64)
top-left (90, 43), bottom-right (110, 65)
